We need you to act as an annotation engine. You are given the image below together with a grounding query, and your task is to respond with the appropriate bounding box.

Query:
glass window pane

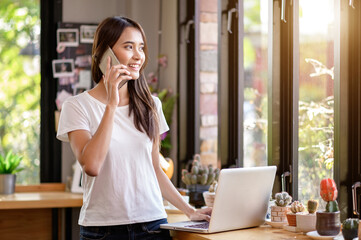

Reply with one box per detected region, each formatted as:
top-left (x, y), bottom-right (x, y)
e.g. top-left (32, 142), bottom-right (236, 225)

top-left (199, 1), bottom-right (218, 167)
top-left (243, 0), bottom-right (269, 167)
top-left (0, 1), bottom-right (40, 184)
top-left (298, 0), bottom-right (335, 206)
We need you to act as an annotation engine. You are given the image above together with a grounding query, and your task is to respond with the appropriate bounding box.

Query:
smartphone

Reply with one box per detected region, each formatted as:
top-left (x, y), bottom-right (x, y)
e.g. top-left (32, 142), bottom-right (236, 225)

top-left (99, 47), bottom-right (120, 75)
top-left (99, 47), bottom-right (129, 89)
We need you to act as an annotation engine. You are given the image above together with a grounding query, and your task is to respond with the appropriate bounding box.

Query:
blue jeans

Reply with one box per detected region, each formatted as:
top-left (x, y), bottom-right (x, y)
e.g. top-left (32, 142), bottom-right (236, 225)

top-left (79, 218), bottom-right (172, 240)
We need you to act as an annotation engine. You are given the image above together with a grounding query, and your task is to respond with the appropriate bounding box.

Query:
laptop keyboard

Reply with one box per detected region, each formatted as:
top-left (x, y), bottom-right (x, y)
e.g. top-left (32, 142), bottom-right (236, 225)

top-left (185, 222), bottom-right (209, 229)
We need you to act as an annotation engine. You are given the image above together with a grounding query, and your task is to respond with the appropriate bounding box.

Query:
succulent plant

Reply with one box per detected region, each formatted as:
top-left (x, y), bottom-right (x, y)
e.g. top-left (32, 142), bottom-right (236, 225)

top-left (320, 178), bottom-right (339, 212)
top-left (181, 154), bottom-right (220, 186)
top-left (274, 192), bottom-right (292, 207)
top-left (290, 201), bottom-right (305, 213)
top-left (342, 218), bottom-right (359, 240)
top-left (208, 181), bottom-right (218, 193)
top-left (307, 199), bottom-right (319, 214)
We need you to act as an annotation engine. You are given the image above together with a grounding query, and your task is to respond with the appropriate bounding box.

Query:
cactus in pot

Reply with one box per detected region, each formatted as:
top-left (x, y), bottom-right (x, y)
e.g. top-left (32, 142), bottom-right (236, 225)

top-left (287, 201), bottom-right (305, 226)
top-left (181, 154), bottom-right (220, 207)
top-left (270, 192), bottom-right (292, 223)
top-left (203, 181), bottom-right (218, 207)
top-left (316, 178), bottom-right (341, 236)
top-left (342, 218), bottom-right (359, 240)
top-left (296, 200), bottom-right (319, 233)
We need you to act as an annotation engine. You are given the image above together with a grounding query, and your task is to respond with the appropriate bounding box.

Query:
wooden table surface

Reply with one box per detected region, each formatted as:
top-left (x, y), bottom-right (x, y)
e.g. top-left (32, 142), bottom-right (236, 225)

top-left (166, 213), bottom-right (318, 240)
top-left (0, 191), bottom-right (83, 209)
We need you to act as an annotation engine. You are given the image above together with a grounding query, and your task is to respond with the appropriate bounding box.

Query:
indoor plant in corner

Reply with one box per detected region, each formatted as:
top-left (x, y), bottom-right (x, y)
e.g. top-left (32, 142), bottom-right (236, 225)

top-left (0, 151), bottom-right (23, 194)
top-left (316, 178), bottom-right (341, 236)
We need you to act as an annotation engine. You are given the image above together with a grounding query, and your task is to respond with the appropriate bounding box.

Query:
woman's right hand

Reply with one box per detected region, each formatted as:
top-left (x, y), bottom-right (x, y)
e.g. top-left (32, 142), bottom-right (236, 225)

top-left (103, 56), bottom-right (132, 107)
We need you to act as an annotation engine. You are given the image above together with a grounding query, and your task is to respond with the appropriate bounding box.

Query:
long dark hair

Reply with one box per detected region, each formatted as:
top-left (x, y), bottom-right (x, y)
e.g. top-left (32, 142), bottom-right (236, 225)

top-left (91, 16), bottom-right (159, 144)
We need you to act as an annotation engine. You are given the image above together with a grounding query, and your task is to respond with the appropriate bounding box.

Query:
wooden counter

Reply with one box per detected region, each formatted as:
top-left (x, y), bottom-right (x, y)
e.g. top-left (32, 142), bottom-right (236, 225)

top-left (0, 184), bottom-right (82, 240)
top-left (0, 191), bottom-right (83, 209)
top-left (166, 213), bottom-right (313, 240)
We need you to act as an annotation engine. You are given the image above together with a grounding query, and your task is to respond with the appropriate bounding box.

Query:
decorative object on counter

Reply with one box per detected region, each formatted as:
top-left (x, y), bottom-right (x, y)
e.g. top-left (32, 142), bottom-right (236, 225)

top-left (181, 154), bottom-right (220, 208)
top-left (307, 199), bottom-right (319, 214)
top-left (286, 201), bottom-right (305, 227)
top-left (0, 151), bottom-right (23, 194)
top-left (159, 153), bottom-right (174, 179)
top-left (270, 192), bottom-right (292, 222)
top-left (203, 181), bottom-right (218, 207)
top-left (316, 178), bottom-right (341, 236)
top-left (296, 199), bottom-right (319, 233)
top-left (341, 218), bottom-right (359, 240)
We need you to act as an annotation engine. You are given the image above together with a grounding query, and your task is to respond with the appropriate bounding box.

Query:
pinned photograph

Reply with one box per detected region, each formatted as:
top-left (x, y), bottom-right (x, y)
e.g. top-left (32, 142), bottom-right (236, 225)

top-left (57, 28), bottom-right (79, 47)
top-left (80, 25), bottom-right (97, 43)
top-left (52, 59), bottom-right (75, 78)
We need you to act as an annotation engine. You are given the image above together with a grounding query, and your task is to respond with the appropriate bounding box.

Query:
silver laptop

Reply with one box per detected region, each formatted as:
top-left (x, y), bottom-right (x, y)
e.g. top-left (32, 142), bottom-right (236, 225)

top-left (160, 166), bottom-right (277, 233)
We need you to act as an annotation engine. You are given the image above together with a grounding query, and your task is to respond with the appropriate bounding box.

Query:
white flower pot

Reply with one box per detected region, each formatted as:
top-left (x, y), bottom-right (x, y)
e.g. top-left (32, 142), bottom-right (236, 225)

top-left (203, 191), bottom-right (216, 207)
top-left (296, 213), bottom-right (316, 233)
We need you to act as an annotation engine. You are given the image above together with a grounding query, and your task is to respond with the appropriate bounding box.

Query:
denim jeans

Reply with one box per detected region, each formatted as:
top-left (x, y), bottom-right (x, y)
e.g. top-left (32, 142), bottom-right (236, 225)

top-left (79, 218), bottom-right (172, 240)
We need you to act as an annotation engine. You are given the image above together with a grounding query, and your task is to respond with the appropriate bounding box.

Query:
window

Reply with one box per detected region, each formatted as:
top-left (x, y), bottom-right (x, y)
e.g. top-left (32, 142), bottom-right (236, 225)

top-left (0, 0), bottom-right (41, 184)
top-left (297, 0), bottom-right (335, 206)
top-left (243, 0), bottom-right (269, 167)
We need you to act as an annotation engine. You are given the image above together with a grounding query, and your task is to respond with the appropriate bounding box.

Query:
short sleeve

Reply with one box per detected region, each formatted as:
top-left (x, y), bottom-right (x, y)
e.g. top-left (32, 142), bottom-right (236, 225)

top-left (56, 98), bottom-right (90, 142)
top-left (153, 96), bottom-right (169, 135)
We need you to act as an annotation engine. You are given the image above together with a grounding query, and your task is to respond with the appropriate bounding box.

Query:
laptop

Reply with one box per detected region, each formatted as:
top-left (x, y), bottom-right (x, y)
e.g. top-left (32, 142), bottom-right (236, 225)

top-left (160, 166), bottom-right (277, 233)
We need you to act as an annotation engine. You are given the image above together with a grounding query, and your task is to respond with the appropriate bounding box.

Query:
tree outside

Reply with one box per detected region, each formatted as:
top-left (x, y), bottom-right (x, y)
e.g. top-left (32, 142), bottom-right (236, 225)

top-left (0, 0), bottom-right (40, 184)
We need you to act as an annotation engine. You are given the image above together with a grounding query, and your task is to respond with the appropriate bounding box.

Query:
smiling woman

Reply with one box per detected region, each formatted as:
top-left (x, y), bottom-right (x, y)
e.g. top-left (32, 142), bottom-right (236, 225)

top-left (0, 0), bottom-right (40, 184)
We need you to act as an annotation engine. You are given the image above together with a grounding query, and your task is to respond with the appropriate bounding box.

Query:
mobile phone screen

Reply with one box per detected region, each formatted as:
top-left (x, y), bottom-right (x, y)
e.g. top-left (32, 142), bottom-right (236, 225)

top-left (99, 47), bottom-right (120, 75)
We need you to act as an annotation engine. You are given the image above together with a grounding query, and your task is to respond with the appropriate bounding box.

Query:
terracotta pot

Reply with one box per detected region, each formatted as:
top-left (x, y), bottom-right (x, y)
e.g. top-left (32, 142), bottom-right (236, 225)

top-left (270, 206), bottom-right (289, 222)
top-left (296, 213), bottom-right (316, 233)
top-left (316, 211), bottom-right (341, 236)
top-left (286, 213), bottom-right (297, 227)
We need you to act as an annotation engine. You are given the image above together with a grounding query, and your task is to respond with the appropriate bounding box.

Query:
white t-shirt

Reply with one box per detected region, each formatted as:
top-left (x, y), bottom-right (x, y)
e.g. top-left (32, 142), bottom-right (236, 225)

top-left (57, 91), bottom-right (169, 226)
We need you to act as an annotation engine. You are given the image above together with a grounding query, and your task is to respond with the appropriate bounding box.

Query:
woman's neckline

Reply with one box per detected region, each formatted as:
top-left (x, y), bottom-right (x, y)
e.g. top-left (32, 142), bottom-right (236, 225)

top-left (84, 91), bottom-right (129, 109)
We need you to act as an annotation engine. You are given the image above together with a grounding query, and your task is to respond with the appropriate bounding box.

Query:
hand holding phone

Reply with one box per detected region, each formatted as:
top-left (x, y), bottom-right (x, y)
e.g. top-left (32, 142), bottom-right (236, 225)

top-left (99, 47), bottom-right (130, 89)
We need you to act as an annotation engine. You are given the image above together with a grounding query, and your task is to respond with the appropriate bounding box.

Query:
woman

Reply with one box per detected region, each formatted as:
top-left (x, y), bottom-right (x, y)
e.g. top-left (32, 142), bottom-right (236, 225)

top-left (57, 16), bottom-right (211, 239)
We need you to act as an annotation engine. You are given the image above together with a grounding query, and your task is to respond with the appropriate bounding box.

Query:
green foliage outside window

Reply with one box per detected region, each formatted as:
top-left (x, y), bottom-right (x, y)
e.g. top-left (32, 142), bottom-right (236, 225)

top-left (0, 0), bottom-right (40, 184)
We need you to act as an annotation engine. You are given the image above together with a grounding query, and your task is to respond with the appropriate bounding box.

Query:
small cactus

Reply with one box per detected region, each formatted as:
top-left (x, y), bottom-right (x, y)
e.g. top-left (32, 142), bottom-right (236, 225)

top-left (181, 154), bottom-right (220, 186)
top-left (326, 200), bottom-right (339, 212)
top-left (307, 199), bottom-right (319, 214)
top-left (290, 201), bottom-right (305, 213)
top-left (275, 192), bottom-right (292, 207)
top-left (209, 181), bottom-right (218, 193)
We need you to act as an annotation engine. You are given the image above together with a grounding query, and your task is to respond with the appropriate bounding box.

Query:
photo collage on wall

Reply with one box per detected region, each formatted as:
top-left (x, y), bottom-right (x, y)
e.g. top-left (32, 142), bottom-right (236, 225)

top-left (53, 22), bottom-right (98, 111)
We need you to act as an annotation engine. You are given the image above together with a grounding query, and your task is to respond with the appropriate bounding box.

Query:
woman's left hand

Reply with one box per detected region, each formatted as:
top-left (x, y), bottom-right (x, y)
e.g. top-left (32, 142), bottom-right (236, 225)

top-left (188, 207), bottom-right (212, 222)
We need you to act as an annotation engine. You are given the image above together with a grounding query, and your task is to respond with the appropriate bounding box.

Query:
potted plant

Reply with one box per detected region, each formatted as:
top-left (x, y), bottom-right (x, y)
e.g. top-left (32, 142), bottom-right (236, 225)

top-left (0, 151), bottom-right (23, 194)
top-left (203, 181), bottom-right (217, 207)
top-left (270, 192), bottom-right (292, 222)
top-left (316, 178), bottom-right (341, 236)
top-left (286, 201), bottom-right (305, 227)
top-left (342, 218), bottom-right (359, 240)
top-left (296, 199), bottom-right (318, 233)
top-left (181, 154), bottom-right (220, 207)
